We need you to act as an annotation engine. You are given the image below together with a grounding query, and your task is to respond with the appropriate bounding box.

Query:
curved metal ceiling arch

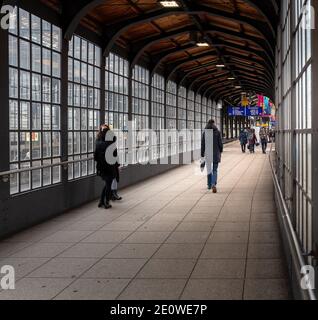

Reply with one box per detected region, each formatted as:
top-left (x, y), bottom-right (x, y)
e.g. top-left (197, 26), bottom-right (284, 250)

top-left (171, 57), bottom-right (273, 90)
top-left (60, 0), bottom-right (278, 103)
top-left (188, 73), bottom-right (232, 91)
top-left (101, 9), bottom-right (274, 58)
top-left (165, 52), bottom-right (218, 81)
top-left (63, 1), bottom-right (277, 49)
top-left (197, 78), bottom-right (270, 99)
top-left (213, 85), bottom-right (273, 102)
top-left (130, 25), bottom-right (275, 71)
top-left (64, 5), bottom-right (275, 59)
top-left (147, 38), bottom-right (274, 83)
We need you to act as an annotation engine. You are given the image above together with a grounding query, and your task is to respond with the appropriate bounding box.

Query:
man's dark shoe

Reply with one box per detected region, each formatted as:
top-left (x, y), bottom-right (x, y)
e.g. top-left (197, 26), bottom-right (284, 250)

top-left (105, 203), bottom-right (112, 209)
top-left (98, 202), bottom-right (105, 208)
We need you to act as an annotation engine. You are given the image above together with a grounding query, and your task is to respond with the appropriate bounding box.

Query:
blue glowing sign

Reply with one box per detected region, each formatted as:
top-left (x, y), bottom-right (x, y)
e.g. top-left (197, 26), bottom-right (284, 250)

top-left (228, 106), bottom-right (263, 117)
top-left (246, 107), bottom-right (263, 116)
top-left (228, 107), bottom-right (246, 116)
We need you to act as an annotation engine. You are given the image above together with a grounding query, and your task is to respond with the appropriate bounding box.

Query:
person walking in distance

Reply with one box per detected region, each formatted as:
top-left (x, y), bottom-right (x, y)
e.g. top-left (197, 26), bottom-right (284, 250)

top-left (259, 127), bottom-right (268, 154)
top-left (201, 119), bottom-right (223, 193)
top-left (248, 128), bottom-right (257, 154)
top-left (239, 128), bottom-right (248, 153)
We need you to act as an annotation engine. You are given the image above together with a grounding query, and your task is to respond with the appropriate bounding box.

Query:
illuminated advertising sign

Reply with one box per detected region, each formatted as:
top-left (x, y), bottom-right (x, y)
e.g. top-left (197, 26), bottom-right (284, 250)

top-left (228, 106), bottom-right (263, 117)
top-left (228, 107), bottom-right (246, 116)
top-left (246, 106), bottom-right (263, 116)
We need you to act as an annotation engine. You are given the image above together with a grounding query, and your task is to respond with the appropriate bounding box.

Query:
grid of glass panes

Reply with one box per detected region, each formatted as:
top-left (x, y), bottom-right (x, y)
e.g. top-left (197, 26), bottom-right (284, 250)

top-left (105, 52), bottom-right (129, 166)
top-left (178, 86), bottom-right (187, 130)
top-left (195, 94), bottom-right (202, 149)
top-left (195, 94), bottom-right (202, 129)
top-left (207, 99), bottom-right (214, 121)
top-left (201, 97), bottom-right (207, 128)
top-left (8, 7), bottom-right (62, 195)
top-left (132, 65), bottom-right (149, 163)
top-left (166, 81), bottom-right (177, 156)
top-left (178, 86), bottom-right (187, 152)
top-left (281, 0), bottom-right (292, 216)
top-left (215, 101), bottom-right (222, 129)
top-left (151, 74), bottom-right (165, 160)
top-left (166, 81), bottom-right (177, 130)
top-left (187, 91), bottom-right (195, 151)
top-left (68, 35), bottom-right (101, 180)
top-left (294, 0), bottom-right (312, 257)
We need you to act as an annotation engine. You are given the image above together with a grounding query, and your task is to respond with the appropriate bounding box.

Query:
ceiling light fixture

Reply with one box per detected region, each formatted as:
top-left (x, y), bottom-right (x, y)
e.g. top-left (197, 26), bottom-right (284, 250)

top-left (216, 64), bottom-right (225, 68)
top-left (235, 86), bottom-right (242, 89)
top-left (196, 42), bottom-right (209, 47)
top-left (228, 77), bottom-right (235, 80)
top-left (160, 1), bottom-right (180, 7)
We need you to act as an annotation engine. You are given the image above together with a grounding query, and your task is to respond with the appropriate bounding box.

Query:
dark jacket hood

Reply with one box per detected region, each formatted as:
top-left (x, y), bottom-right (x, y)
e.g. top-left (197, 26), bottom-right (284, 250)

top-left (205, 123), bottom-right (218, 131)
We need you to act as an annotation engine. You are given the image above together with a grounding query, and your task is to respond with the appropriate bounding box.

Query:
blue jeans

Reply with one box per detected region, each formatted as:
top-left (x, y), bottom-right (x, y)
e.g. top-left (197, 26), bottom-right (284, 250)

top-left (207, 161), bottom-right (219, 188)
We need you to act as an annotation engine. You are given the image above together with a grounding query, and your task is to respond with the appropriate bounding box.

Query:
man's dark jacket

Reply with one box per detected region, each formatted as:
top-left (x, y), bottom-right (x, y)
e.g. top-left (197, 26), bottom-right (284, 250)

top-left (201, 124), bottom-right (223, 163)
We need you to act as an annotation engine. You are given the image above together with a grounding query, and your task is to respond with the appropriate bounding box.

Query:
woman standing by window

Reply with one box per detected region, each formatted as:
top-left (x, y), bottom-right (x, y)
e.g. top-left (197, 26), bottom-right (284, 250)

top-left (94, 125), bottom-right (117, 209)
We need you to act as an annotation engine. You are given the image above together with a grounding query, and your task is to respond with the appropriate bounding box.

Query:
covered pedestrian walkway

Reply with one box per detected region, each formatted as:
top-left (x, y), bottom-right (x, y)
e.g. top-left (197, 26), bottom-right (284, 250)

top-left (0, 142), bottom-right (290, 300)
top-left (0, 0), bottom-right (317, 302)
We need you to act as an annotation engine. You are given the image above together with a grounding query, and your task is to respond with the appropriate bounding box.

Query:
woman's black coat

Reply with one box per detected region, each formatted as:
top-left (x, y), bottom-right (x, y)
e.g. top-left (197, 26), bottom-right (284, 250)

top-left (94, 140), bottom-right (117, 180)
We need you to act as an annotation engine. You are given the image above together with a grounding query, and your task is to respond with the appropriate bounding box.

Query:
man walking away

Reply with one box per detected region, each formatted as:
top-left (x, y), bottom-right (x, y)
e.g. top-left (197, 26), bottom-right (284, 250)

top-left (259, 127), bottom-right (268, 154)
top-left (201, 119), bottom-right (223, 194)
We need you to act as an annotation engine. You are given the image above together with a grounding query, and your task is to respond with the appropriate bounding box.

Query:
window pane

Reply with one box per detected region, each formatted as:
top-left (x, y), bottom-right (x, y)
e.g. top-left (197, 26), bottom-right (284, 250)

top-left (52, 78), bottom-right (60, 104)
top-left (52, 52), bottom-right (60, 78)
top-left (42, 76), bottom-right (51, 102)
top-left (52, 132), bottom-right (60, 156)
top-left (32, 160), bottom-right (42, 189)
top-left (73, 132), bottom-right (80, 154)
top-left (31, 15), bottom-right (41, 44)
top-left (20, 162), bottom-right (31, 192)
top-left (20, 132), bottom-right (30, 161)
top-left (9, 7), bottom-right (18, 35)
top-left (9, 68), bottom-right (18, 98)
top-left (43, 132), bottom-right (51, 158)
top-left (74, 36), bottom-right (81, 60)
top-left (10, 164), bottom-right (19, 194)
top-left (52, 159), bottom-right (61, 184)
top-left (32, 73), bottom-right (41, 101)
top-left (20, 101), bottom-right (30, 130)
top-left (52, 105), bottom-right (60, 130)
top-left (42, 20), bottom-right (51, 48)
top-left (32, 133), bottom-right (41, 159)
top-left (20, 70), bottom-right (30, 99)
top-left (9, 100), bottom-right (18, 130)
top-left (32, 44), bottom-right (41, 73)
top-left (32, 103), bottom-right (41, 130)
top-left (10, 132), bottom-right (19, 162)
top-left (52, 26), bottom-right (61, 52)
top-left (42, 104), bottom-right (51, 130)
top-left (20, 39), bottom-right (30, 70)
top-left (19, 9), bottom-right (30, 40)
top-left (43, 160), bottom-right (51, 186)
top-left (42, 48), bottom-right (51, 75)
top-left (9, 35), bottom-right (18, 66)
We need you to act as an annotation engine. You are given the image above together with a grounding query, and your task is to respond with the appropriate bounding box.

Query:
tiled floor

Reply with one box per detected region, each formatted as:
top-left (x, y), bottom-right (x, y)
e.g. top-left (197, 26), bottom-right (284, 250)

top-left (0, 142), bottom-right (291, 300)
